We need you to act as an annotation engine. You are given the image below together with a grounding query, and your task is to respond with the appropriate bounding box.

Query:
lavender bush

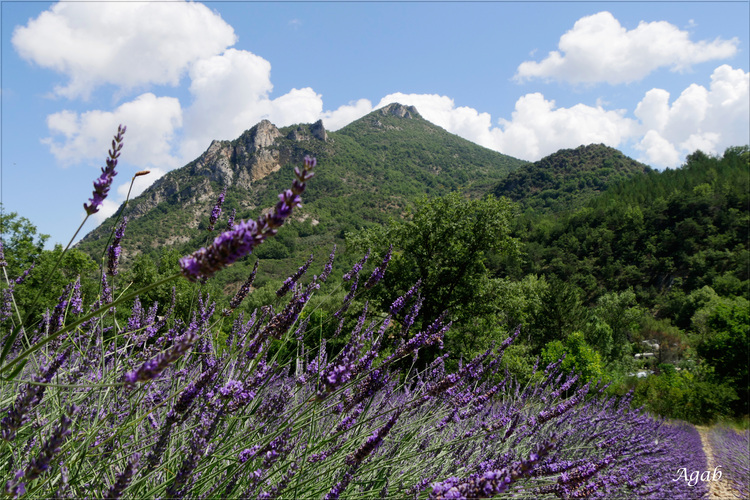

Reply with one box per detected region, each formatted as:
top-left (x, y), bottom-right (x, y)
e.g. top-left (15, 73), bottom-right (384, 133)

top-left (0, 126), bottom-right (721, 499)
top-left (709, 426), bottom-right (750, 498)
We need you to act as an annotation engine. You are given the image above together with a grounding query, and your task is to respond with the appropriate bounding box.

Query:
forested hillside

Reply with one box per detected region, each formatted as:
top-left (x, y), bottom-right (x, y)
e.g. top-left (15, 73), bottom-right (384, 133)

top-left (492, 143), bottom-right (653, 213)
top-left (349, 145), bottom-right (749, 424)
top-left (505, 146), bottom-right (749, 422)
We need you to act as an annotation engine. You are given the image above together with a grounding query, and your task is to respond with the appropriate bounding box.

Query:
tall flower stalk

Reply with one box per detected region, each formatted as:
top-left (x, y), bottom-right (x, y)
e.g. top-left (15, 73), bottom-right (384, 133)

top-left (179, 156), bottom-right (316, 282)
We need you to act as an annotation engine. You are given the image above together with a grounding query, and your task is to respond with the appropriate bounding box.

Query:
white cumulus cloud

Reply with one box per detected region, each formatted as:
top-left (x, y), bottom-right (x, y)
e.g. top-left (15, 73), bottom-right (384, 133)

top-left (11, 0), bottom-right (236, 99)
top-left (43, 93), bottom-right (183, 169)
top-left (371, 92), bottom-right (637, 161)
top-left (491, 94), bottom-right (637, 160)
top-left (634, 65), bottom-right (749, 167)
top-left (322, 99), bottom-right (374, 131)
top-left (515, 11), bottom-right (738, 84)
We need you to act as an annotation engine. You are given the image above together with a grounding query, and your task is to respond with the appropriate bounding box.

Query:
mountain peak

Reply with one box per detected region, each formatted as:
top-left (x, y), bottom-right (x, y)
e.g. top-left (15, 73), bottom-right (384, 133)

top-left (378, 103), bottom-right (421, 119)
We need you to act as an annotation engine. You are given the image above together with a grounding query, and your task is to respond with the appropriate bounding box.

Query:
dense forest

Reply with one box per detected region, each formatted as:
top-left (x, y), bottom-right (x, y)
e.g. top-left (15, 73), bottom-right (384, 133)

top-left (2, 143), bottom-right (748, 427)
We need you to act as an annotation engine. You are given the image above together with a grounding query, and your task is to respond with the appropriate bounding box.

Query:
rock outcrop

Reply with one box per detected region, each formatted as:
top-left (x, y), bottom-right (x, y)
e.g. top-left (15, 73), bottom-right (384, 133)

top-left (379, 103), bottom-right (420, 119)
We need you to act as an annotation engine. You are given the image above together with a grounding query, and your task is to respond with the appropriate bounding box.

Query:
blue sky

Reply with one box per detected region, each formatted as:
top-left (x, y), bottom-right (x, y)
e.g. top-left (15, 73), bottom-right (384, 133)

top-left (1, 1), bottom-right (748, 248)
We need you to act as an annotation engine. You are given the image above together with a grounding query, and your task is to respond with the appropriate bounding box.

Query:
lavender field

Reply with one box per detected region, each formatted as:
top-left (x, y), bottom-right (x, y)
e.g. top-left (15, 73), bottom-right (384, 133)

top-left (0, 128), bottom-right (747, 499)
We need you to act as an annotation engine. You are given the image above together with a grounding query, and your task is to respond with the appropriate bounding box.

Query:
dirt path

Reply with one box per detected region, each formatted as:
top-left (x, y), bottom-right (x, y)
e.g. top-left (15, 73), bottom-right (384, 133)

top-left (695, 425), bottom-right (741, 500)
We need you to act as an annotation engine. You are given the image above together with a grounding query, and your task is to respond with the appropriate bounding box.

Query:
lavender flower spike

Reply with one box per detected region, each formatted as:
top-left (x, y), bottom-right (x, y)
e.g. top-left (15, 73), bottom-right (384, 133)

top-left (226, 260), bottom-right (259, 313)
top-left (208, 188), bottom-right (226, 231)
top-left (84, 125), bottom-right (125, 215)
top-left (124, 323), bottom-right (198, 385)
top-left (277, 253), bottom-right (313, 297)
top-left (107, 217), bottom-right (128, 276)
top-left (364, 244), bottom-right (392, 289)
top-left (179, 157), bottom-right (315, 282)
top-left (5, 411), bottom-right (73, 497)
top-left (104, 453), bottom-right (140, 500)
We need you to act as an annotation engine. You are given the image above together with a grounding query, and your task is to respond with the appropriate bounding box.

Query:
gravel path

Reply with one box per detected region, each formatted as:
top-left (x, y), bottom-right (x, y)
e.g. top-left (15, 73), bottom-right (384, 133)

top-left (696, 426), bottom-right (741, 500)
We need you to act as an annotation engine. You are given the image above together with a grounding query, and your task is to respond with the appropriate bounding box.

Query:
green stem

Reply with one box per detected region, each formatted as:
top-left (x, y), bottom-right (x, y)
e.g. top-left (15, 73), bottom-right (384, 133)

top-left (0, 272), bottom-right (181, 377)
top-left (22, 216), bottom-right (89, 326)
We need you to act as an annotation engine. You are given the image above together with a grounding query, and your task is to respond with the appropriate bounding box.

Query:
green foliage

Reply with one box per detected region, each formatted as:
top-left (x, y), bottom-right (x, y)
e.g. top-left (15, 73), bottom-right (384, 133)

top-left (583, 289), bottom-right (641, 361)
top-left (695, 296), bottom-right (750, 415)
top-left (541, 331), bottom-right (606, 384)
top-left (1, 210), bottom-right (99, 323)
top-left (630, 368), bottom-right (738, 425)
top-left (347, 192), bottom-right (519, 363)
top-left (0, 207), bottom-right (48, 279)
top-left (492, 144), bottom-right (652, 214)
top-left (122, 247), bottom-right (207, 322)
top-left (514, 146), bottom-right (748, 311)
top-left (529, 277), bottom-right (588, 349)
top-left (499, 343), bottom-right (538, 386)
top-left (492, 274), bottom-right (549, 337)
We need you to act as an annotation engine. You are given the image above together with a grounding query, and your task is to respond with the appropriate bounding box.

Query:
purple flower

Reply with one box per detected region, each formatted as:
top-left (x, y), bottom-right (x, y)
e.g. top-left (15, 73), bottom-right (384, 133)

top-left (364, 244), bottom-right (392, 289)
top-left (277, 253), bottom-right (313, 297)
top-left (124, 322), bottom-right (198, 385)
top-left (317, 244), bottom-right (336, 283)
top-left (345, 409), bottom-right (401, 466)
top-left (324, 469), bottom-right (354, 500)
top-left (179, 157), bottom-right (315, 281)
top-left (218, 379), bottom-right (256, 411)
top-left (1, 350), bottom-right (70, 441)
top-left (170, 362), bottom-right (219, 418)
top-left (334, 273), bottom-right (359, 319)
top-left (0, 240), bottom-right (6, 267)
top-left (104, 453), bottom-right (140, 500)
top-left (343, 249), bottom-right (369, 281)
top-left (227, 261), bottom-right (259, 312)
top-left (208, 188), bottom-right (226, 231)
top-left (84, 125), bottom-right (125, 215)
top-left (225, 208), bottom-right (237, 231)
top-left (390, 281), bottom-right (421, 315)
top-left (107, 217), bottom-right (128, 276)
top-left (429, 440), bottom-right (554, 499)
top-left (5, 410), bottom-right (74, 496)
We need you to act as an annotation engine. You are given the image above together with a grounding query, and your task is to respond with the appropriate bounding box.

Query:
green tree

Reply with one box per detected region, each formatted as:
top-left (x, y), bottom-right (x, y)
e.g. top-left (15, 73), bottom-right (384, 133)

top-left (530, 276), bottom-right (587, 349)
top-left (695, 296), bottom-right (750, 416)
top-left (1, 208), bottom-right (48, 279)
top-left (347, 192), bottom-right (519, 361)
top-left (584, 289), bottom-right (641, 361)
top-left (1, 209), bottom-right (99, 324)
top-left (541, 331), bottom-right (606, 384)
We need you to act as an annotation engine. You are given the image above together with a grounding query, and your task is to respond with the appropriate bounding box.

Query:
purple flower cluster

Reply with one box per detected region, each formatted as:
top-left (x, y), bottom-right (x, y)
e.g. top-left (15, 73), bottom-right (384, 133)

top-left (364, 244), bottom-right (392, 289)
top-left (179, 156), bottom-right (315, 281)
top-left (226, 260), bottom-right (259, 313)
top-left (208, 188), bottom-right (226, 231)
top-left (709, 425), bottom-right (749, 499)
top-left (430, 440), bottom-right (555, 499)
top-left (107, 217), bottom-right (128, 276)
top-left (5, 410), bottom-right (73, 497)
top-left (124, 322), bottom-right (198, 386)
top-left (277, 253), bottom-right (313, 297)
top-left (1, 350), bottom-right (70, 441)
top-left (84, 125), bottom-right (125, 215)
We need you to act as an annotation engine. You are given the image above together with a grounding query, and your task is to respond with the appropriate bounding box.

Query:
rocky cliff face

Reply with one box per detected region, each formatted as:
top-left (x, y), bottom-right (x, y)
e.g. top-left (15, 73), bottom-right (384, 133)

top-left (85, 118), bottom-right (330, 241)
top-left (380, 103), bottom-right (420, 119)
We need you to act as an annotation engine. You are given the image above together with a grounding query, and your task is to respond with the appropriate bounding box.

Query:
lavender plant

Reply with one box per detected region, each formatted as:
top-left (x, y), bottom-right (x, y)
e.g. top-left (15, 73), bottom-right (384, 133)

top-left (0, 127), bottom-right (726, 500)
top-left (709, 425), bottom-right (749, 499)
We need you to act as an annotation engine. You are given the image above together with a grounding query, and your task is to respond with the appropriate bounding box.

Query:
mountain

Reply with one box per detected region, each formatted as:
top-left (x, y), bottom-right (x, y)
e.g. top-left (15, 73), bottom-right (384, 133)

top-left (76, 103), bottom-right (528, 283)
top-left (491, 144), bottom-right (653, 213)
